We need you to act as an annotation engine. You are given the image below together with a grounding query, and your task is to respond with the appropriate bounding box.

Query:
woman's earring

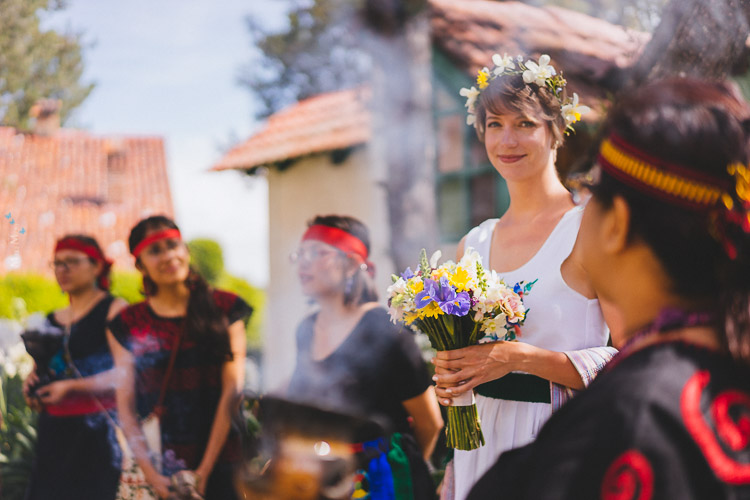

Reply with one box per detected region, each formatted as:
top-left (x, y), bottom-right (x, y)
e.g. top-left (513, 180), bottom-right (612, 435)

top-left (344, 275), bottom-right (354, 295)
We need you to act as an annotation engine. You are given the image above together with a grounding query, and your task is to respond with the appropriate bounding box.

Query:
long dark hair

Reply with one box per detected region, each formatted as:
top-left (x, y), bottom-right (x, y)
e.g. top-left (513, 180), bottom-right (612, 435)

top-left (308, 215), bottom-right (379, 306)
top-left (128, 215), bottom-right (231, 361)
top-left (587, 78), bottom-right (750, 364)
top-left (55, 234), bottom-right (112, 291)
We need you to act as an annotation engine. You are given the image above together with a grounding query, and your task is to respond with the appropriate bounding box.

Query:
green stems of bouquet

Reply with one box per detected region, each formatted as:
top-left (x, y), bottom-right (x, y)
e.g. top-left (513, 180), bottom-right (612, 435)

top-left (415, 316), bottom-right (486, 450)
top-left (446, 403), bottom-right (485, 451)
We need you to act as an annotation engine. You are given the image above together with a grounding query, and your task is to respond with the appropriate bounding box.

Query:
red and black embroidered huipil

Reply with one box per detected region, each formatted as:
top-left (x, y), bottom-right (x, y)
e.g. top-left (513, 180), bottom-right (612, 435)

top-left (109, 290), bottom-right (252, 476)
top-left (467, 341), bottom-right (750, 500)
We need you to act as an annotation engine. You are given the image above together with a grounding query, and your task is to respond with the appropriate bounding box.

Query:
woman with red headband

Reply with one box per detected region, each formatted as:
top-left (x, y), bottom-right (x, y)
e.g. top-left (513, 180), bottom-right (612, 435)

top-left (286, 215), bottom-right (444, 499)
top-left (466, 78), bottom-right (750, 499)
top-left (23, 234), bottom-right (128, 500)
top-left (107, 215), bottom-right (252, 499)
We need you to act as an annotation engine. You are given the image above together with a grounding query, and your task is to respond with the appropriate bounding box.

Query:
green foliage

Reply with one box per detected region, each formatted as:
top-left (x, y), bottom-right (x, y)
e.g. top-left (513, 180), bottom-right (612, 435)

top-left (0, 272), bottom-right (145, 320)
top-left (0, 0), bottom-right (94, 129)
top-left (217, 273), bottom-right (265, 349)
top-left (188, 239), bottom-right (225, 285)
top-left (0, 373), bottom-right (38, 500)
top-left (109, 270), bottom-right (144, 304)
top-left (239, 0), bottom-right (368, 118)
top-left (0, 274), bottom-right (67, 319)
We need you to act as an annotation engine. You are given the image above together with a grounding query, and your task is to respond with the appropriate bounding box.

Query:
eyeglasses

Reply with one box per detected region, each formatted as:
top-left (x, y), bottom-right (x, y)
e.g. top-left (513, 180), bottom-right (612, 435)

top-left (289, 247), bottom-right (340, 264)
top-left (50, 257), bottom-right (89, 271)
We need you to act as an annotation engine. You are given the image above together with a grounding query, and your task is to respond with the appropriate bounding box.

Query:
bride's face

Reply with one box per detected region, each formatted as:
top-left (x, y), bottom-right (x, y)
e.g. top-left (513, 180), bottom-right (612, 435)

top-left (483, 107), bottom-right (555, 183)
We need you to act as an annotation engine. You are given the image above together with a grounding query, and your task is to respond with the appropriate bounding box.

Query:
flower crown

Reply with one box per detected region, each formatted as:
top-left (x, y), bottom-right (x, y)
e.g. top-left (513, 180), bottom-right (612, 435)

top-left (460, 53), bottom-right (590, 133)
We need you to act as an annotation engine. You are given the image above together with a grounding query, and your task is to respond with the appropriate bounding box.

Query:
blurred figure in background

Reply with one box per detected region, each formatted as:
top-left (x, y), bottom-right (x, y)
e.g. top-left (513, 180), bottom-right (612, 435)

top-left (469, 78), bottom-right (750, 499)
top-left (107, 215), bottom-right (252, 499)
top-left (24, 235), bottom-right (127, 500)
top-left (286, 214), bottom-right (443, 499)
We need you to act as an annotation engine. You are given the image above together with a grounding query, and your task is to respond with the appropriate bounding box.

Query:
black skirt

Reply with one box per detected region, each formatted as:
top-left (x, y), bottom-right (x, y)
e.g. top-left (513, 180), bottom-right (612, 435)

top-left (25, 411), bottom-right (121, 500)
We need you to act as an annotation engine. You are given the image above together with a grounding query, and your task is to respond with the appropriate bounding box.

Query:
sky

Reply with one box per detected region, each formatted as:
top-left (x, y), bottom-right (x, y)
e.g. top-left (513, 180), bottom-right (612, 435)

top-left (42, 0), bottom-right (290, 287)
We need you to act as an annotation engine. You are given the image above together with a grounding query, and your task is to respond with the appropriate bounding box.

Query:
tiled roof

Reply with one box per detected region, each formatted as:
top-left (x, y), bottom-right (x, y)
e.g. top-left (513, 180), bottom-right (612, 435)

top-left (213, 1), bottom-right (648, 172)
top-left (431, 0), bottom-right (649, 100)
top-left (0, 127), bottom-right (174, 275)
top-left (211, 87), bottom-right (371, 171)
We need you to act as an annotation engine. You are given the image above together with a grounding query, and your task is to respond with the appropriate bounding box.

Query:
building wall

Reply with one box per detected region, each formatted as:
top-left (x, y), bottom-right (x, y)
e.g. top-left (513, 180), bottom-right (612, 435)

top-left (262, 146), bottom-right (396, 390)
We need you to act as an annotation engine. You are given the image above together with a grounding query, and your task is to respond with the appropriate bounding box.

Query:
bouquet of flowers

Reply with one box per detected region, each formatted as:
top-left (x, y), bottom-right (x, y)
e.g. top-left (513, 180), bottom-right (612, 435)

top-left (387, 248), bottom-right (534, 450)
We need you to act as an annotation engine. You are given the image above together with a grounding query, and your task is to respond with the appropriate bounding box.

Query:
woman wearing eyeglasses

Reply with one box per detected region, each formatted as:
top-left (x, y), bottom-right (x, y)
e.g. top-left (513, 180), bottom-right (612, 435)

top-left (23, 235), bottom-right (128, 500)
top-left (285, 215), bottom-right (444, 499)
top-left (107, 215), bottom-right (252, 499)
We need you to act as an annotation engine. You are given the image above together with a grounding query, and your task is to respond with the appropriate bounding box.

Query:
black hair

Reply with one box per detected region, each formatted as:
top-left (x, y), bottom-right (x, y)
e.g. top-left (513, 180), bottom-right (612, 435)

top-left (587, 77), bottom-right (750, 364)
top-left (128, 215), bottom-right (231, 361)
top-left (307, 215), bottom-right (379, 306)
top-left (55, 234), bottom-right (111, 291)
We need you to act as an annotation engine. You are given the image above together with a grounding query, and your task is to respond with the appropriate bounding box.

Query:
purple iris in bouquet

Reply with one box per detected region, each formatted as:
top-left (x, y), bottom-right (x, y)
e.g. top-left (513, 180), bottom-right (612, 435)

top-left (415, 276), bottom-right (471, 317)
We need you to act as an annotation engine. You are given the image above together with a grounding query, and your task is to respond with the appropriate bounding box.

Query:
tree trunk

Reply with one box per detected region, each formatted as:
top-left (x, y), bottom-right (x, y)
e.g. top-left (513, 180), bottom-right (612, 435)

top-left (361, 1), bottom-right (437, 272)
top-left (627, 0), bottom-right (750, 87)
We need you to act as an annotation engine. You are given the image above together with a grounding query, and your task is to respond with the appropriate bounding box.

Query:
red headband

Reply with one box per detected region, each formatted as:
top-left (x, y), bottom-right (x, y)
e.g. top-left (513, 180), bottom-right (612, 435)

top-left (302, 224), bottom-right (375, 276)
top-left (55, 238), bottom-right (107, 263)
top-left (131, 228), bottom-right (182, 258)
top-left (54, 238), bottom-right (113, 289)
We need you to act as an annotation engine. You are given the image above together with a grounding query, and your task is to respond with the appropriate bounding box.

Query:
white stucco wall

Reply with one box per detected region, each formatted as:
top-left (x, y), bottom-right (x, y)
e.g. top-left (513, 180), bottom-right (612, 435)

top-left (262, 146), bottom-right (396, 390)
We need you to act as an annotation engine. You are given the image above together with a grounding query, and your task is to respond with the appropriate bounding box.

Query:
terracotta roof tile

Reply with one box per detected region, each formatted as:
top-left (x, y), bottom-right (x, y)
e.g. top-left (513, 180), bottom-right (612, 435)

top-left (0, 128), bottom-right (174, 276)
top-left (212, 87), bottom-right (371, 171)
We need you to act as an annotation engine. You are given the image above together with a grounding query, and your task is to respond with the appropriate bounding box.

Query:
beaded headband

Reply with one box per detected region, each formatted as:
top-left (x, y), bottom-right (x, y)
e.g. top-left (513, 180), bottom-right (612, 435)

top-left (460, 53), bottom-right (590, 133)
top-left (596, 133), bottom-right (750, 258)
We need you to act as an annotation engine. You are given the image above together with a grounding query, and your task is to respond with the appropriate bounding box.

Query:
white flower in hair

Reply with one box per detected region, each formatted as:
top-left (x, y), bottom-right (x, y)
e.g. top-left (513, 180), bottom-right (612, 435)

top-left (523, 54), bottom-right (556, 86)
top-left (491, 53), bottom-right (515, 75)
top-left (459, 86), bottom-right (480, 112)
top-left (561, 93), bottom-right (591, 125)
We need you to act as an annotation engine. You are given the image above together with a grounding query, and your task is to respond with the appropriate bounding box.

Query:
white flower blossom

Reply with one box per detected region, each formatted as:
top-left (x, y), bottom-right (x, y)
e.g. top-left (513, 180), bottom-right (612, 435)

top-left (491, 53), bottom-right (515, 75)
top-left (522, 54), bottom-right (556, 86)
top-left (459, 86), bottom-right (480, 111)
top-left (387, 278), bottom-right (408, 297)
top-left (561, 93), bottom-right (591, 125)
top-left (429, 250), bottom-right (442, 268)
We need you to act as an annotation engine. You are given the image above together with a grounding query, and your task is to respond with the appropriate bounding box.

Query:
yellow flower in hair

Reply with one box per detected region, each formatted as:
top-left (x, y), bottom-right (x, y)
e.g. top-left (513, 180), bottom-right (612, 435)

top-left (561, 93), bottom-right (590, 125)
top-left (476, 68), bottom-right (490, 90)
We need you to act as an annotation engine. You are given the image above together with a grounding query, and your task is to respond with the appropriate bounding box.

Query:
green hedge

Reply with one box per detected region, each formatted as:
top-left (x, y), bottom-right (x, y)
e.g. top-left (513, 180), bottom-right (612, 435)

top-left (0, 274), bottom-right (67, 319)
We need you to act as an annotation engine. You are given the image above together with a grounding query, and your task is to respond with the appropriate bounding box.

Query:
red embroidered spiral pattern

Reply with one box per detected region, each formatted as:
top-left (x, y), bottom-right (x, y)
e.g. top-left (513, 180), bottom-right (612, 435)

top-left (681, 370), bottom-right (750, 484)
top-left (600, 449), bottom-right (654, 500)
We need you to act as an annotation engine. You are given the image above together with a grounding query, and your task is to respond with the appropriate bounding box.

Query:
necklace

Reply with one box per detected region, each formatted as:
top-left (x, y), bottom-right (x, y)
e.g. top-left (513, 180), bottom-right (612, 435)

top-left (620, 307), bottom-right (715, 354)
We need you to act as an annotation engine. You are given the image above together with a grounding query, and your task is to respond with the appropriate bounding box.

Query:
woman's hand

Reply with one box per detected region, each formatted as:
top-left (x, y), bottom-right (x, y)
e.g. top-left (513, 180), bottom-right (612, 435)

top-left (432, 341), bottom-right (522, 405)
top-left (22, 371), bottom-right (42, 410)
top-left (147, 472), bottom-right (172, 499)
top-left (36, 379), bottom-right (74, 405)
